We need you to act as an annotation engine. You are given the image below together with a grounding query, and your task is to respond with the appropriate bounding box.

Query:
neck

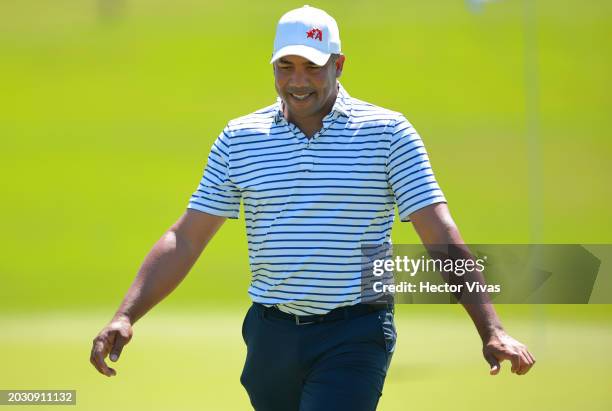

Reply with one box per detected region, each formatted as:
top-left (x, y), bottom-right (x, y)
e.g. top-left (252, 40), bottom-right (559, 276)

top-left (283, 83), bottom-right (339, 139)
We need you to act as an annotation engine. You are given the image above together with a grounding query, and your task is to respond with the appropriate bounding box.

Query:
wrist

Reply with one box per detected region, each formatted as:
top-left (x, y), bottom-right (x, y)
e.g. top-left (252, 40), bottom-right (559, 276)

top-left (482, 324), bottom-right (506, 343)
top-left (112, 312), bottom-right (134, 324)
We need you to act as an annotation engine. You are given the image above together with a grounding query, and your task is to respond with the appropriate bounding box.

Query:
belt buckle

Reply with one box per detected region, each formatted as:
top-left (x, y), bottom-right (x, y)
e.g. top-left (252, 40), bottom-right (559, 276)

top-left (294, 315), bottom-right (316, 325)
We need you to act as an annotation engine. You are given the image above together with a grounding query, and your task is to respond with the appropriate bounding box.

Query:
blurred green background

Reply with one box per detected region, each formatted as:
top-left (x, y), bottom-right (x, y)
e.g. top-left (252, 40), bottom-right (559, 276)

top-left (1, 0), bottom-right (610, 410)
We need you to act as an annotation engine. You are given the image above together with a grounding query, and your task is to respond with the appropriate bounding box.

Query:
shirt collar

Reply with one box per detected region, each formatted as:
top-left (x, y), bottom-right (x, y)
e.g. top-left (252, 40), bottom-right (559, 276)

top-left (274, 82), bottom-right (352, 125)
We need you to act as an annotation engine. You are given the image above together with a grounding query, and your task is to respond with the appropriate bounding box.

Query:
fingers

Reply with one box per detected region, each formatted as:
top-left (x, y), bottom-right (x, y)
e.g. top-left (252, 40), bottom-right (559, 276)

top-left (110, 329), bottom-right (131, 362)
top-left (526, 350), bottom-right (536, 365)
top-left (517, 349), bottom-right (536, 375)
top-left (90, 321), bottom-right (133, 377)
top-left (506, 348), bottom-right (536, 375)
top-left (483, 335), bottom-right (536, 376)
top-left (90, 335), bottom-right (117, 377)
top-left (509, 352), bottom-right (521, 374)
top-left (517, 352), bottom-right (530, 375)
top-left (484, 346), bottom-right (531, 376)
top-left (484, 353), bottom-right (500, 376)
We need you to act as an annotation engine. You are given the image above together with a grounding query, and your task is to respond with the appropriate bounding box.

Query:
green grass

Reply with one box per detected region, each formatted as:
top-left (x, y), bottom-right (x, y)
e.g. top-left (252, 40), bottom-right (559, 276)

top-left (0, 1), bottom-right (610, 409)
top-left (1, 306), bottom-right (611, 410)
top-left (1, 0), bottom-right (611, 311)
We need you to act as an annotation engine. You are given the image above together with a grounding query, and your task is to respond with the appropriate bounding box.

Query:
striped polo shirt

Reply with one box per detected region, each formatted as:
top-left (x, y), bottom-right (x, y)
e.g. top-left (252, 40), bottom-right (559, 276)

top-left (188, 83), bottom-right (446, 315)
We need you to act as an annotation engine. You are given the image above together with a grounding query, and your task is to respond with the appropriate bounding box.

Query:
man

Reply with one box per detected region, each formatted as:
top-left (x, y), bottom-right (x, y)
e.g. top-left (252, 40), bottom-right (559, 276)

top-left (90, 5), bottom-right (535, 411)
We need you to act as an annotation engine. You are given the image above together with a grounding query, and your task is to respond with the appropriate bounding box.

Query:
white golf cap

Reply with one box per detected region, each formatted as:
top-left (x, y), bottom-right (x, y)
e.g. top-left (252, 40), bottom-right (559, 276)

top-left (270, 5), bottom-right (341, 67)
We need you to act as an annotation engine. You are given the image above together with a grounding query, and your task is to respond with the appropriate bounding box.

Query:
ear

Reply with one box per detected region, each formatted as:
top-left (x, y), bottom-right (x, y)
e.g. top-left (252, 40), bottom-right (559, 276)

top-left (335, 54), bottom-right (346, 78)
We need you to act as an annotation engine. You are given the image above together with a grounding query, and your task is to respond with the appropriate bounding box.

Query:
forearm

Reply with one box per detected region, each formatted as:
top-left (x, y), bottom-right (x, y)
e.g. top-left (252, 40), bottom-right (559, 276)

top-left (437, 243), bottom-right (506, 343)
top-left (112, 229), bottom-right (203, 324)
top-left (420, 218), bottom-right (505, 343)
top-left (411, 204), bottom-right (535, 375)
top-left (461, 295), bottom-right (505, 343)
top-left (428, 244), bottom-right (505, 342)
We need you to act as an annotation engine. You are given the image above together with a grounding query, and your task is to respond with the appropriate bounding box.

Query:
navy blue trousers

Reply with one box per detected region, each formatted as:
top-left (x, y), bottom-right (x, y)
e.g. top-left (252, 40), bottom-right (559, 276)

top-left (240, 303), bottom-right (397, 411)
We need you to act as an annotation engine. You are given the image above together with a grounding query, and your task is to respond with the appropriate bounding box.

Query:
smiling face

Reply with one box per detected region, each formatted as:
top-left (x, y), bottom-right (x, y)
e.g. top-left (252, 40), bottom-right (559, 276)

top-left (273, 54), bottom-right (345, 120)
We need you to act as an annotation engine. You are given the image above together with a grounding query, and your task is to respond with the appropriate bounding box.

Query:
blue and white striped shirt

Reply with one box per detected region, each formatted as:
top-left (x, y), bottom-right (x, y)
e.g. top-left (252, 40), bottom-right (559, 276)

top-left (188, 83), bottom-right (446, 315)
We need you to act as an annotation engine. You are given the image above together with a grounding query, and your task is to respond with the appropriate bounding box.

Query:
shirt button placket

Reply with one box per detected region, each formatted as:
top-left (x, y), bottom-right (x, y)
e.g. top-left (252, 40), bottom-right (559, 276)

top-left (302, 139), bottom-right (313, 173)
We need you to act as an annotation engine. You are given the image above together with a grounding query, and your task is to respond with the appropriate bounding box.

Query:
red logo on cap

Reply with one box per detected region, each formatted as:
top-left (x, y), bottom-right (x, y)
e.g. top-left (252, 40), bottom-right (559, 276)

top-left (306, 28), bottom-right (323, 41)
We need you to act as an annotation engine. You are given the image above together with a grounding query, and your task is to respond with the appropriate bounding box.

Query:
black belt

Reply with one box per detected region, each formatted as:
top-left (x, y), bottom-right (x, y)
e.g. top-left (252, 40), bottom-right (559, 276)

top-left (255, 302), bottom-right (394, 325)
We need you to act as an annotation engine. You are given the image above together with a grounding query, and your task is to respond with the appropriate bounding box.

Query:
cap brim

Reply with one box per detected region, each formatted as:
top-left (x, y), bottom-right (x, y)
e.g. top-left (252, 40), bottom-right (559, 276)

top-left (270, 45), bottom-right (331, 66)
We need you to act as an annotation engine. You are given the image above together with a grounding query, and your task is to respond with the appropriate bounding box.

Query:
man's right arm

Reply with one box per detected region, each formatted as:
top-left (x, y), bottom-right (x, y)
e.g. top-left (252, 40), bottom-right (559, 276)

top-left (89, 209), bottom-right (226, 377)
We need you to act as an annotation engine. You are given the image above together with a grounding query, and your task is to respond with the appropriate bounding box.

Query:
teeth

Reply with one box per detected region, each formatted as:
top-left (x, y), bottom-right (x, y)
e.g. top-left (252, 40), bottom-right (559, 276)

top-left (291, 93), bottom-right (310, 100)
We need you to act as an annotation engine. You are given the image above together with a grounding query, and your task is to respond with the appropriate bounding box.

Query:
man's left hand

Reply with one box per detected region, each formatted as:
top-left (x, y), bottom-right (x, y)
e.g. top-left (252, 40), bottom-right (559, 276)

top-left (483, 332), bottom-right (536, 376)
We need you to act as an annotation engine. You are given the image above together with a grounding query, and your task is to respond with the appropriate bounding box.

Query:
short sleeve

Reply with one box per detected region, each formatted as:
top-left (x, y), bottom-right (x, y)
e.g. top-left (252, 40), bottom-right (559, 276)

top-left (187, 126), bottom-right (242, 218)
top-left (386, 116), bottom-right (447, 221)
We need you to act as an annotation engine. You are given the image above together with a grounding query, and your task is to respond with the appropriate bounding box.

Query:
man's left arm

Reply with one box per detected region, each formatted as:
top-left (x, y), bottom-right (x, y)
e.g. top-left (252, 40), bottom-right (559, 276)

top-left (409, 202), bottom-right (536, 376)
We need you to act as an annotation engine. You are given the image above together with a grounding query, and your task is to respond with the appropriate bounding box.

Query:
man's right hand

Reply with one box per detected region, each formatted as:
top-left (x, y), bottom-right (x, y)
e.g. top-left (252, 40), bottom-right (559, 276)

top-left (88, 210), bottom-right (226, 377)
top-left (90, 315), bottom-right (133, 377)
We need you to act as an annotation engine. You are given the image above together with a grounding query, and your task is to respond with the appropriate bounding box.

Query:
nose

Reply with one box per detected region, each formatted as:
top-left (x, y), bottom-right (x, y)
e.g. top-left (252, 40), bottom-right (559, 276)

top-left (288, 68), bottom-right (310, 90)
